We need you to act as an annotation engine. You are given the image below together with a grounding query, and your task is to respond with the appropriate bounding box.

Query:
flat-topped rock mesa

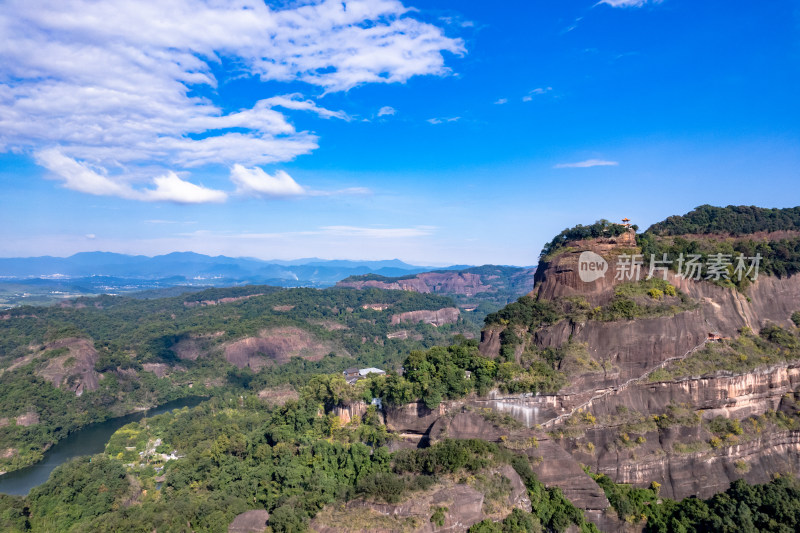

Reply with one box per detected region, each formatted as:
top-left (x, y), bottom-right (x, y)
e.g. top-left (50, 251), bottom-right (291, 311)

top-left (532, 229), bottom-right (637, 306)
top-left (480, 221), bottom-right (800, 387)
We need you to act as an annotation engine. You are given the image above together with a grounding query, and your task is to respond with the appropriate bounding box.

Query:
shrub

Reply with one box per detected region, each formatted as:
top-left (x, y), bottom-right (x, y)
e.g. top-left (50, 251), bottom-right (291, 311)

top-left (430, 506), bottom-right (447, 527)
top-left (647, 288), bottom-right (664, 300)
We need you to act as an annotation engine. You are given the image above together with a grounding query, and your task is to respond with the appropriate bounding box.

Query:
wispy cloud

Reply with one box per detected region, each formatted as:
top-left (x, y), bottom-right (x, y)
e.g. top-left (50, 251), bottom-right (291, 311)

top-left (554, 159), bottom-right (619, 169)
top-left (596, 0), bottom-right (662, 7)
top-left (427, 117), bottom-right (461, 125)
top-left (494, 98), bottom-right (508, 105)
top-left (1, 0), bottom-right (464, 203)
top-left (522, 87), bottom-right (553, 101)
top-left (377, 106), bottom-right (396, 117)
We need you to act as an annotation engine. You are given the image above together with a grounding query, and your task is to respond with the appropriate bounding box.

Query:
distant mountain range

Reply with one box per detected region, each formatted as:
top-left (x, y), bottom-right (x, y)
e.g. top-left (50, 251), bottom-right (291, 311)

top-left (0, 252), bottom-right (466, 282)
top-left (0, 252), bottom-right (482, 307)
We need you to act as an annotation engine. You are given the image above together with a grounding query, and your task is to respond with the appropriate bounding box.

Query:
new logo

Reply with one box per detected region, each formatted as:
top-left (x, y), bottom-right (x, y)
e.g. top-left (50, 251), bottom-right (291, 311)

top-left (578, 251), bottom-right (608, 282)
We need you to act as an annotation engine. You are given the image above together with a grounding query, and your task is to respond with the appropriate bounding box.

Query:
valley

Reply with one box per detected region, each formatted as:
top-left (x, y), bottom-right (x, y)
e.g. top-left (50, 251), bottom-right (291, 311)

top-left (2, 206), bottom-right (800, 532)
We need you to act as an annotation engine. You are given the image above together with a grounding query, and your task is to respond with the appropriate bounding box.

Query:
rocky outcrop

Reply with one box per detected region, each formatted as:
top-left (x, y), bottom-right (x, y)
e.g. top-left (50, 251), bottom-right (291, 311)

top-left (223, 327), bottom-right (346, 370)
top-left (15, 411), bottom-right (39, 427)
top-left (391, 308), bottom-right (460, 327)
top-left (533, 230), bottom-right (637, 306)
top-left (384, 402), bottom-right (448, 434)
top-left (332, 402), bottom-right (384, 425)
top-left (228, 510), bottom-right (270, 533)
top-left (170, 331), bottom-right (223, 361)
top-left (576, 425), bottom-right (800, 501)
top-left (483, 255), bottom-right (800, 387)
top-left (339, 272), bottom-right (494, 296)
top-left (36, 337), bottom-right (101, 395)
top-left (533, 438), bottom-right (610, 511)
top-left (184, 293), bottom-right (265, 307)
top-left (311, 467), bottom-right (531, 533)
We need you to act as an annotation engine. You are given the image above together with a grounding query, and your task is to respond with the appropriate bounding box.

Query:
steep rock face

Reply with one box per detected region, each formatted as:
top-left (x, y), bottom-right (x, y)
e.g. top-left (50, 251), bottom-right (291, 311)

top-left (533, 230), bottom-right (637, 306)
top-left (586, 363), bottom-right (800, 420)
top-left (384, 402), bottom-right (447, 434)
top-left (581, 427), bottom-right (800, 501)
top-left (482, 269), bottom-right (800, 387)
top-left (532, 438), bottom-right (610, 511)
top-left (428, 411), bottom-right (509, 442)
top-left (332, 402), bottom-right (384, 425)
top-left (391, 308), bottom-right (460, 327)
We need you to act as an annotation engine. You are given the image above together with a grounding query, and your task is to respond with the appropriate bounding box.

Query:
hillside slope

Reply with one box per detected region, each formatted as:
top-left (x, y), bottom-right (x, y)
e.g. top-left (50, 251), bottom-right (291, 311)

top-left (337, 265), bottom-right (536, 325)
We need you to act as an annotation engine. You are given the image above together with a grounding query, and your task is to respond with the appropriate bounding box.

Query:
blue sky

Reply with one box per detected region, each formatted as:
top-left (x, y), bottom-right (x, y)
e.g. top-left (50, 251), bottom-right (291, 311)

top-left (1, 0), bottom-right (798, 266)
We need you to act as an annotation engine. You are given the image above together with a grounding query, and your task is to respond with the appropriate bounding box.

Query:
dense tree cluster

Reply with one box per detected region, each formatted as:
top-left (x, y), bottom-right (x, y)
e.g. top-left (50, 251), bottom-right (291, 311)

top-left (594, 472), bottom-right (800, 533)
top-left (646, 205), bottom-right (800, 236)
top-left (0, 285), bottom-right (475, 474)
top-left (539, 219), bottom-right (630, 260)
top-left (0, 397), bottom-right (596, 533)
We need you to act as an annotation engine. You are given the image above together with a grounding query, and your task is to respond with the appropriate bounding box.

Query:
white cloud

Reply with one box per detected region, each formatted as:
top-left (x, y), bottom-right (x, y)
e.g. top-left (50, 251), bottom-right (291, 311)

top-left (35, 147), bottom-right (227, 203)
top-left (597, 0), bottom-right (661, 7)
top-left (378, 106), bottom-right (396, 116)
top-left (230, 164), bottom-right (306, 197)
top-left (554, 159), bottom-right (619, 169)
top-left (523, 87), bottom-right (553, 101)
top-left (0, 0), bottom-right (464, 202)
top-left (142, 172), bottom-right (227, 204)
top-left (494, 98), bottom-right (508, 105)
top-left (427, 117), bottom-right (461, 124)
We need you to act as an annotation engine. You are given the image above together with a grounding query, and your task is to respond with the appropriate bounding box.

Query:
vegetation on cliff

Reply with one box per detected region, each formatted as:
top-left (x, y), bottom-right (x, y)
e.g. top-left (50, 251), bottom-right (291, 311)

top-left (593, 472), bottom-right (800, 533)
top-left (646, 205), bottom-right (800, 237)
top-left (540, 219), bottom-right (631, 260)
top-left (0, 395), bottom-right (596, 533)
top-left (0, 286), bottom-right (474, 474)
top-left (648, 324), bottom-right (800, 381)
top-left (338, 264), bottom-right (538, 326)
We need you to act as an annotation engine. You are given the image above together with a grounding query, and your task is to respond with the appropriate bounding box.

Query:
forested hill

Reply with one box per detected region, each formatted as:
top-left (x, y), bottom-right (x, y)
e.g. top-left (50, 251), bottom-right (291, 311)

top-left (336, 265), bottom-right (536, 322)
top-left (0, 285), bottom-right (475, 474)
top-left (638, 205), bottom-right (800, 284)
top-left (646, 204), bottom-right (800, 236)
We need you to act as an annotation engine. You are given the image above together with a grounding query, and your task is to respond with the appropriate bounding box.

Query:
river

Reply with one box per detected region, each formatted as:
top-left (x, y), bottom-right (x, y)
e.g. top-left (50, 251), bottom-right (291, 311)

top-left (0, 396), bottom-right (207, 496)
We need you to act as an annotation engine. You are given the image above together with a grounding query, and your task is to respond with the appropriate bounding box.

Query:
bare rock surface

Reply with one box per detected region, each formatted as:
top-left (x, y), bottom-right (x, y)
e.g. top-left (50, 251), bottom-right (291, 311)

top-left (228, 510), bottom-right (270, 533)
top-left (35, 337), bottom-right (101, 395)
top-left (170, 331), bottom-right (223, 361)
top-left (338, 271), bottom-right (495, 296)
top-left (391, 308), bottom-right (460, 327)
top-left (223, 327), bottom-right (346, 369)
top-left (312, 470), bottom-right (532, 533)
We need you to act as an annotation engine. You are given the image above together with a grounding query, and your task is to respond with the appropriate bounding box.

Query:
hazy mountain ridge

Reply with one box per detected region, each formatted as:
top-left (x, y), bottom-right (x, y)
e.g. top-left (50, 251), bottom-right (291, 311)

top-left (0, 253), bottom-right (476, 308)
